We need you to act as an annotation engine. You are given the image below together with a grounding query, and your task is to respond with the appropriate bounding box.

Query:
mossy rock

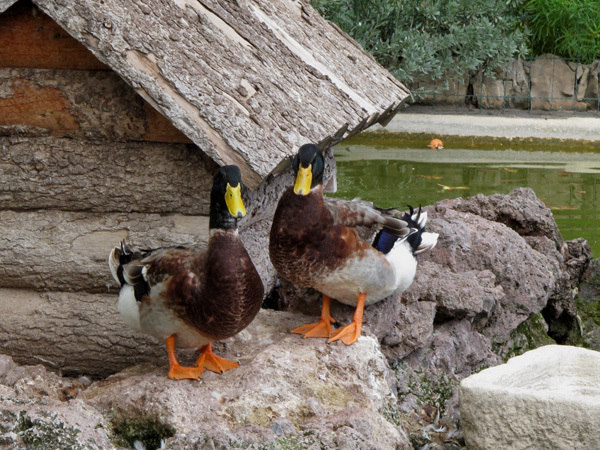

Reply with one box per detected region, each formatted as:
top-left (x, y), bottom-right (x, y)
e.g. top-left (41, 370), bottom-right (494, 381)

top-left (574, 258), bottom-right (600, 350)
top-left (110, 414), bottom-right (175, 450)
top-left (14, 411), bottom-right (83, 449)
top-left (575, 296), bottom-right (600, 351)
top-left (498, 312), bottom-right (556, 361)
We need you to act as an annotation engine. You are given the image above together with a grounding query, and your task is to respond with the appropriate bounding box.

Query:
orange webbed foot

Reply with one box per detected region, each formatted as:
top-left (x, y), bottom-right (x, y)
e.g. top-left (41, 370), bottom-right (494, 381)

top-left (196, 343), bottom-right (239, 374)
top-left (168, 364), bottom-right (205, 380)
top-left (165, 335), bottom-right (206, 380)
top-left (328, 292), bottom-right (366, 346)
top-left (328, 321), bottom-right (362, 345)
top-left (291, 294), bottom-right (335, 339)
top-left (292, 318), bottom-right (334, 338)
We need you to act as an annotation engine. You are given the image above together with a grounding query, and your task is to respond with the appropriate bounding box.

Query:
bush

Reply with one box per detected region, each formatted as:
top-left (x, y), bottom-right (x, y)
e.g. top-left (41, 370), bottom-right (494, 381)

top-left (525, 0), bottom-right (600, 62)
top-left (312, 0), bottom-right (529, 95)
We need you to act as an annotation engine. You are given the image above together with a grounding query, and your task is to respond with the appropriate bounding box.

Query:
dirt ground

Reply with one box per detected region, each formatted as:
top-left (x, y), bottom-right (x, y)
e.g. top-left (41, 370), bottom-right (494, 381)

top-left (379, 106), bottom-right (600, 142)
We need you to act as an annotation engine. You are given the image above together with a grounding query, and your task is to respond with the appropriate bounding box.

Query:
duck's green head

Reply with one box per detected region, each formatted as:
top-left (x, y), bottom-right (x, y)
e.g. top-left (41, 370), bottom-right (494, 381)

top-left (210, 165), bottom-right (246, 229)
top-left (292, 143), bottom-right (324, 196)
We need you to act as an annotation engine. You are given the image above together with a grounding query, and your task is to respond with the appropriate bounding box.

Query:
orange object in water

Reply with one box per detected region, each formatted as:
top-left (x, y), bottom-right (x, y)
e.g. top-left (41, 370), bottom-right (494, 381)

top-left (428, 138), bottom-right (444, 151)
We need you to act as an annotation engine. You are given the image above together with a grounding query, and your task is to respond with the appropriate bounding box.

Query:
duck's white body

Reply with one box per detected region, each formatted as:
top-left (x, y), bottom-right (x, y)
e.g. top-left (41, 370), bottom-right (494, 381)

top-left (117, 280), bottom-right (213, 349)
top-left (315, 212), bottom-right (438, 307)
top-left (313, 240), bottom-right (414, 306)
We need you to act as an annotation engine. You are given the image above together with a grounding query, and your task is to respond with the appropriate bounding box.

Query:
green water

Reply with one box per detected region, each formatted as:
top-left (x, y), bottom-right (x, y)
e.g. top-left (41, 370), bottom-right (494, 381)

top-left (333, 140), bottom-right (600, 257)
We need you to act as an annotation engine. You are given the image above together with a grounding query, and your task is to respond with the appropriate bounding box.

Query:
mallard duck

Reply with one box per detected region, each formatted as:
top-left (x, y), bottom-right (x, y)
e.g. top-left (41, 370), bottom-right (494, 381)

top-left (269, 144), bottom-right (438, 345)
top-left (108, 166), bottom-right (264, 380)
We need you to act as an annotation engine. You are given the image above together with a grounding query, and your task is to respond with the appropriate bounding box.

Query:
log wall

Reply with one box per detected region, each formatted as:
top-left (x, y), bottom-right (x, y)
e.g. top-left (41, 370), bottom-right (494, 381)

top-left (0, 0), bottom-right (341, 375)
top-left (0, 68), bottom-right (192, 143)
top-left (0, 1), bottom-right (259, 373)
top-left (0, 136), bottom-right (216, 214)
top-left (0, 218), bottom-right (274, 375)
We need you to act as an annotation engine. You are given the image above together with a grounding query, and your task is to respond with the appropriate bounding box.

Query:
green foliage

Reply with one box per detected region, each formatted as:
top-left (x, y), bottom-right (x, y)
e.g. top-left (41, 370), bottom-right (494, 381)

top-left (311, 0), bottom-right (529, 93)
top-left (525, 0), bottom-right (600, 62)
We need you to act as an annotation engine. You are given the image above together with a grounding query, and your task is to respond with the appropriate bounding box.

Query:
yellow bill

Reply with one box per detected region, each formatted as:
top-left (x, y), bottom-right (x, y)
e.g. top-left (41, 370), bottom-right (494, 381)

top-left (225, 183), bottom-right (246, 218)
top-left (294, 165), bottom-right (312, 195)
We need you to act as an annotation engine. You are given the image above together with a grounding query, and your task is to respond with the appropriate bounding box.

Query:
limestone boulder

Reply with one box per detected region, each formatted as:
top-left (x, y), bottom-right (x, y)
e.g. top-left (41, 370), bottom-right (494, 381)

top-left (460, 345), bottom-right (600, 450)
top-left (530, 54), bottom-right (587, 111)
top-left (583, 60), bottom-right (600, 110)
top-left (0, 310), bottom-right (410, 449)
top-left (471, 68), bottom-right (505, 109)
top-left (503, 58), bottom-right (531, 109)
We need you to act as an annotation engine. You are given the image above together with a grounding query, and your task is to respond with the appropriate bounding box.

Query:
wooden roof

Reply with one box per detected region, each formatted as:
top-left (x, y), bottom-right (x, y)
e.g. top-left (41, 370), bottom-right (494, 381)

top-left (0, 0), bottom-right (409, 188)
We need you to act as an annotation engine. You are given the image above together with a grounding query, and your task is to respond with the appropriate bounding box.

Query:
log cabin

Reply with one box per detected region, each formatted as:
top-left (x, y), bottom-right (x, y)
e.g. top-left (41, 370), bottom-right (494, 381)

top-left (0, 0), bottom-right (409, 376)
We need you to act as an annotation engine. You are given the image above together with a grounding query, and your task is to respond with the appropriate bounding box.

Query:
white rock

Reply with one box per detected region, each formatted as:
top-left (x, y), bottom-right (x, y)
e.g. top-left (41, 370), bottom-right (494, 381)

top-left (460, 345), bottom-right (600, 450)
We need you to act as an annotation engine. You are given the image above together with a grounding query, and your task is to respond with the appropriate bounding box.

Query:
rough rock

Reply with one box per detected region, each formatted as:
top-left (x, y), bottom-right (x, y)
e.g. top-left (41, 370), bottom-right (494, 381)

top-left (276, 188), bottom-right (593, 447)
top-left (471, 68), bottom-right (505, 109)
top-left (446, 187), bottom-right (562, 248)
top-left (410, 73), bottom-right (469, 106)
top-left (502, 58), bottom-right (531, 109)
top-left (0, 355), bottom-right (112, 449)
top-left (530, 54), bottom-right (582, 111)
top-left (0, 310), bottom-right (410, 449)
top-left (575, 258), bottom-right (600, 351)
top-left (542, 237), bottom-right (593, 344)
top-left (412, 199), bottom-right (559, 344)
top-left (583, 60), bottom-right (600, 110)
top-left (414, 55), bottom-right (600, 111)
top-left (460, 345), bottom-right (600, 450)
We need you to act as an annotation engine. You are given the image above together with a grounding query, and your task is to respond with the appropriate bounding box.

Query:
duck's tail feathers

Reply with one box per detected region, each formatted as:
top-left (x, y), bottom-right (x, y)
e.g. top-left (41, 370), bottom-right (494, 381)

top-left (372, 209), bottom-right (413, 254)
top-left (401, 206), bottom-right (438, 255)
top-left (415, 232), bottom-right (439, 255)
top-left (108, 241), bottom-right (137, 286)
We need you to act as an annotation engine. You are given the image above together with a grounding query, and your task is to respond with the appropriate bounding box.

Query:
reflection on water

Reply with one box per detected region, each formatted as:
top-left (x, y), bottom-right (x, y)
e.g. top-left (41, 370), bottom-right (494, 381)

top-left (333, 144), bottom-right (600, 257)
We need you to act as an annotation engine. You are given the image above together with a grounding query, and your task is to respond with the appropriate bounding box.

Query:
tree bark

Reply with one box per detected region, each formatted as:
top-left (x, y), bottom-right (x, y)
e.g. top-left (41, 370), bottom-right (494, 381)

top-left (0, 209), bottom-right (211, 292)
top-left (34, 0), bottom-right (409, 188)
top-left (0, 68), bottom-right (191, 143)
top-left (0, 288), bottom-right (167, 377)
top-left (0, 136), bottom-right (216, 214)
top-left (0, 209), bottom-right (275, 293)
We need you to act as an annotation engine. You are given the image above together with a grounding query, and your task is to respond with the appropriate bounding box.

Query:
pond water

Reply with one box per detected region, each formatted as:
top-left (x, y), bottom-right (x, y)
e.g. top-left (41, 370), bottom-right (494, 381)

top-left (333, 137), bottom-right (600, 257)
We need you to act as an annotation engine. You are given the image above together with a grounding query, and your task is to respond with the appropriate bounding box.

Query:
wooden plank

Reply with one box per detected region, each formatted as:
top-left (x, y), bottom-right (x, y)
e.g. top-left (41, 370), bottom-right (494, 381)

top-left (0, 209), bottom-right (211, 292)
top-left (0, 0), bottom-right (110, 70)
top-left (34, 0), bottom-right (410, 188)
top-left (0, 136), bottom-right (214, 214)
top-left (142, 101), bottom-right (193, 143)
top-left (0, 209), bottom-right (275, 294)
top-left (0, 289), bottom-right (284, 377)
top-left (0, 68), bottom-right (192, 143)
top-left (0, 288), bottom-right (166, 376)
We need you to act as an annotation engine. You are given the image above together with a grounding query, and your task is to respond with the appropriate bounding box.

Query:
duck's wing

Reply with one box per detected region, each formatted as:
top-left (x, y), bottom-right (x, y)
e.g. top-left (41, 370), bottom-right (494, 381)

top-left (323, 197), bottom-right (411, 238)
top-left (324, 196), bottom-right (386, 227)
top-left (109, 243), bottom-right (205, 301)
